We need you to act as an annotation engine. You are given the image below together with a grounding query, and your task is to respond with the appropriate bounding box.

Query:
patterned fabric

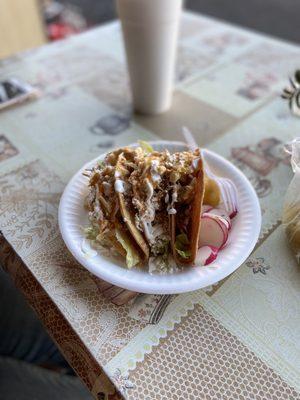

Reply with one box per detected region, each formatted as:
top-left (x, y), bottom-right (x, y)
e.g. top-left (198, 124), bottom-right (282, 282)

top-left (130, 304), bottom-right (300, 400)
top-left (0, 11), bottom-right (300, 399)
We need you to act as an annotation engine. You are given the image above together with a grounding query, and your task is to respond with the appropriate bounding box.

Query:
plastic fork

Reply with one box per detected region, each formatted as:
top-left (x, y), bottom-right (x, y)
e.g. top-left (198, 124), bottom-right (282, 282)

top-left (182, 126), bottom-right (238, 218)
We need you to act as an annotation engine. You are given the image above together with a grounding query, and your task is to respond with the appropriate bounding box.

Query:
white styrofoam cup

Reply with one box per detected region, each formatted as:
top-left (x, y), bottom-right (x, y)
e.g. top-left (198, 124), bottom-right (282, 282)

top-left (117, 0), bottom-right (183, 115)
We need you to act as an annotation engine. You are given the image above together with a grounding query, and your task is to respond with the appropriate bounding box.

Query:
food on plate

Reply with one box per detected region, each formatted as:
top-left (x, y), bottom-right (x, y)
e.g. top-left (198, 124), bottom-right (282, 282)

top-left (203, 176), bottom-right (221, 207)
top-left (199, 213), bottom-right (229, 249)
top-left (196, 245), bottom-right (219, 266)
top-left (84, 142), bottom-right (238, 272)
top-left (170, 150), bottom-right (204, 265)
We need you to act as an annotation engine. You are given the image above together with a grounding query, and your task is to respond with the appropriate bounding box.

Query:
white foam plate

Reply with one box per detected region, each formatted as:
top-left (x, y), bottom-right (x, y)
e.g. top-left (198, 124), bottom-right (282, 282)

top-left (59, 141), bottom-right (261, 294)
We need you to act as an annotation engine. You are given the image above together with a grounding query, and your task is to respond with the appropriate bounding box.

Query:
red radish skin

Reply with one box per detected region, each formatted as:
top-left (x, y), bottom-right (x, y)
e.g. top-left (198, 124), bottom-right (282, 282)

top-left (202, 205), bottom-right (214, 214)
top-left (202, 213), bottom-right (229, 238)
top-left (213, 215), bottom-right (229, 249)
top-left (218, 220), bottom-right (229, 249)
top-left (206, 246), bottom-right (219, 264)
top-left (196, 245), bottom-right (219, 265)
top-left (229, 210), bottom-right (238, 219)
top-left (206, 208), bottom-right (232, 230)
top-left (196, 200), bottom-right (237, 264)
top-left (199, 214), bottom-right (229, 249)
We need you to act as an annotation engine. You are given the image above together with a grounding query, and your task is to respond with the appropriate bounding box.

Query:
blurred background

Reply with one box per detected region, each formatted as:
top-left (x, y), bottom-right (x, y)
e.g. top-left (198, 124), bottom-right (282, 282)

top-left (1, 0), bottom-right (300, 59)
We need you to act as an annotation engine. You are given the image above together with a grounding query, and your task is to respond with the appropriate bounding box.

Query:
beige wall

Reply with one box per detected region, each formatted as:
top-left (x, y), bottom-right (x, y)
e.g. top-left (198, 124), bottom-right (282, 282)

top-left (0, 0), bottom-right (47, 59)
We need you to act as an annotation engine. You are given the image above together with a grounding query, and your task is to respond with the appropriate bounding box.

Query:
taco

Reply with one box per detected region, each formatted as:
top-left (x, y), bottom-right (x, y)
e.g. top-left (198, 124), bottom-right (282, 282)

top-left (84, 148), bottom-right (144, 268)
top-left (84, 143), bottom-right (218, 272)
top-left (170, 153), bottom-right (205, 265)
top-left (115, 149), bottom-right (150, 260)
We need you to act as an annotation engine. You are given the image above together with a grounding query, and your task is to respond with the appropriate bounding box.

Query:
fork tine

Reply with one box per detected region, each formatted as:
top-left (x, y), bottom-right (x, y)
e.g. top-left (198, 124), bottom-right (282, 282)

top-left (226, 182), bottom-right (235, 215)
top-left (182, 126), bottom-right (198, 151)
top-left (225, 179), bottom-right (238, 207)
top-left (222, 181), bottom-right (231, 214)
top-left (222, 179), bottom-right (235, 215)
top-left (223, 179), bottom-right (238, 216)
top-left (215, 177), bottom-right (230, 214)
top-left (181, 127), bottom-right (237, 216)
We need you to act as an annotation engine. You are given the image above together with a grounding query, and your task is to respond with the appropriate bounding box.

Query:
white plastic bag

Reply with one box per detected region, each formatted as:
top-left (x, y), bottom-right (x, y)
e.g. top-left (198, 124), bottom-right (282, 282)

top-left (282, 138), bottom-right (300, 264)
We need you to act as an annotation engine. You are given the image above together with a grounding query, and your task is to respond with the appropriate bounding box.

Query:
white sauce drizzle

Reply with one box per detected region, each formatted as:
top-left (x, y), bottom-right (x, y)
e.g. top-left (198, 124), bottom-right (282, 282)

top-left (172, 191), bottom-right (177, 203)
top-left (114, 179), bottom-right (125, 193)
top-left (142, 220), bottom-right (153, 241)
top-left (150, 159), bottom-right (161, 183)
top-left (167, 186), bottom-right (178, 215)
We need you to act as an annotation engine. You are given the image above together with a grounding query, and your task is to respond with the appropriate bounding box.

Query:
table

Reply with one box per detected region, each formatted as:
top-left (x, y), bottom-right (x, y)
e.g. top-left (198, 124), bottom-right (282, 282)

top-left (0, 11), bottom-right (300, 400)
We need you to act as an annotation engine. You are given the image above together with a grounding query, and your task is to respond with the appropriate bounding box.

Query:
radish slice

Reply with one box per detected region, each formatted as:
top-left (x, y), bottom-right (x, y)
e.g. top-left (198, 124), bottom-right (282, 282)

top-left (206, 208), bottom-right (232, 230)
top-left (196, 245), bottom-right (219, 265)
top-left (202, 204), bottom-right (214, 214)
top-left (229, 209), bottom-right (238, 219)
top-left (199, 214), bottom-right (229, 249)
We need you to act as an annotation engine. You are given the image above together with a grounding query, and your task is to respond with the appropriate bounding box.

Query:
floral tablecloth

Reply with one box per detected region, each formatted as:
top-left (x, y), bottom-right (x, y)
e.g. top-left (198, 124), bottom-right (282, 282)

top-left (0, 11), bottom-right (300, 400)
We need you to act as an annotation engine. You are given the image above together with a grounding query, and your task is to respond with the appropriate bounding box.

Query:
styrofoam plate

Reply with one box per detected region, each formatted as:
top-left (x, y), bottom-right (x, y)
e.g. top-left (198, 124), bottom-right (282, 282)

top-left (59, 141), bottom-right (261, 294)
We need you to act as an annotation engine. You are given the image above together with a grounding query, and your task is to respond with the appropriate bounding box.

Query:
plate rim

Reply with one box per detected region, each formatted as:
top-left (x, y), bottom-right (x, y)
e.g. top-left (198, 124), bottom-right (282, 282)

top-left (58, 141), bottom-right (261, 294)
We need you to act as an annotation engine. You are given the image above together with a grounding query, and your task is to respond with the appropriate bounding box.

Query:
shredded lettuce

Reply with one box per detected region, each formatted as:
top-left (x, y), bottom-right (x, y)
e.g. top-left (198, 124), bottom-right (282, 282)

top-left (151, 234), bottom-right (170, 256)
top-left (176, 248), bottom-right (191, 259)
top-left (138, 140), bottom-right (153, 154)
top-left (175, 233), bottom-right (191, 259)
top-left (83, 226), bottom-right (99, 240)
top-left (97, 160), bottom-right (104, 167)
top-left (115, 229), bottom-right (140, 268)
